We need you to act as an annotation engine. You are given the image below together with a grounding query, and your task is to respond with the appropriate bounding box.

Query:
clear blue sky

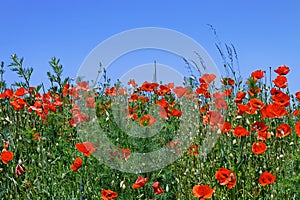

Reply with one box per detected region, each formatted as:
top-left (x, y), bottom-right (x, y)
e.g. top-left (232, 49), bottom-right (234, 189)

top-left (1, 0), bottom-right (299, 93)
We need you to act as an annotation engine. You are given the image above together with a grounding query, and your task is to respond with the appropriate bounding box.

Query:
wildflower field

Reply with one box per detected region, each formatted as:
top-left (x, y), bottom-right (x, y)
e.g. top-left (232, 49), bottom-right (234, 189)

top-left (0, 54), bottom-right (299, 200)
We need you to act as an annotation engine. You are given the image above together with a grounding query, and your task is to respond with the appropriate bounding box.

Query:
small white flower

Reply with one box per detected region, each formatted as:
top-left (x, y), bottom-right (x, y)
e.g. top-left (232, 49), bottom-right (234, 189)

top-left (166, 184), bottom-right (169, 192)
top-left (246, 118), bottom-right (250, 125)
top-left (236, 115), bottom-right (242, 120)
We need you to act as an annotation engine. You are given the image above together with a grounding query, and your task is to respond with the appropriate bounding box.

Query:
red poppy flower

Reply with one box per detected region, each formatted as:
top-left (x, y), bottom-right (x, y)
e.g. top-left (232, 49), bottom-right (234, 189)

top-left (69, 86), bottom-right (80, 100)
top-left (257, 130), bottom-right (272, 141)
top-left (270, 87), bottom-right (281, 95)
top-left (208, 110), bottom-right (224, 127)
top-left (212, 92), bottom-right (225, 99)
top-left (76, 81), bottom-right (89, 90)
top-left (54, 96), bottom-right (63, 107)
top-left (295, 122), bottom-right (300, 137)
top-left (70, 104), bottom-right (81, 115)
top-left (15, 164), bottom-right (25, 178)
top-left (71, 113), bottom-right (90, 127)
top-left (132, 176), bottom-right (149, 189)
top-left (261, 103), bottom-right (288, 118)
top-left (156, 98), bottom-right (169, 109)
top-left (274, 65), bottom-right (290, 75)
top-left (170, 109), bottom-right (181, 117)
top-left (196, 83), bottom-right (211, 98)
top-left (76, 142), bottom-right (96, 156)
top-left (189, 144), bottom-right (198, 156)
top-left (128, 79), bottom-right (138, 87)
top-left (276, 124), bottom-right (291, 138)
top-left (164, 82), bottom-right (174, 89)
top-left (105, 87), bottom-right (117, 96)
top-left (138, 95), bottom-right (149, 103)
top-left (85, 97), bottom-right (96, 108)
top-left (272, 91), bottom-right (290, 107)
top-left (108, 147), bottom-right (131, 161)
top-left (193, 185), bottom-right (215, 199)
top-left (215, 168), bottom-right (237, 189)
top-left (10, 98), bottom-right (27, 111)
top-left (155, 85), bottom-right (171, 96)
top-left (234, 91), bottom-right (246, 103)
top-left (259, 172), bottom-right (276, 186)
top-left (166, 140), bottom-right (182, 154)
top-left (1, 149), bottom-right (14, 164)
top-left (14, 87), bottom-right (26, 96)
top-left (158, 107), bottom-right (168, 119)
top-left (0, 89), bottom-right (13, 98)
top-left (237, 104), bottom-right (251, 115)
top-left (222, 78), bottom-right (235, 86)
top-left (128, 94), bottom-right (138, 102)
top-left (62, 83), bottom-right (70, 96)
top-left (214, 99), bottom-right (228, 110)
top-left (140, 81), bottom-right (159, 92)
top-left (248, 87), bottom-right (261, 96)
top-left (152, 181), bottom-right (164, 195)
top-left (173, 86), bottom-right (189, 98)
top-left (295, 91), bottom-right (300, 101)
top-left (42, 92), bottom-right (52, 102)
top-left (251, 70), bottom-right (264, 80)
top-left (70, 157), bottom-right (82, 172)
top-left (139, 114), bottom-right (156, 126)
top-left (251, 121), bottom-right (269, 132)
top-left (120, 148), bottom-right (131, 161)
top-left (199, 74), bottom-right (216, 85)
top-left (293, 109), bottom-right (299, 117)
top-left (252, 142), bottom-right (267, 155)
top-left (224, 88), bottom-right (232, 96)
top-left (272, 75), bottom-right (287, 88)
top-left (117, 88), bottom-right (127, 95)
top-left (233, 126), bottom-right (250, 137)
top-left (32, 133), bottom-right (41, 141)
top-left (249, 98), bottom-right (264, 110)
top-left (221, 122), bottom-right (232, 133)
top-left (101, 189), bottom-right (118, 200)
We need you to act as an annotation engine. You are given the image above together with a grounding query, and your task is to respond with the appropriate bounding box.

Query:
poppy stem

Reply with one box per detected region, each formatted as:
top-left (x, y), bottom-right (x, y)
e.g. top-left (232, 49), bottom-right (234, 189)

top-left (80, 178), bottom-right (83, 200)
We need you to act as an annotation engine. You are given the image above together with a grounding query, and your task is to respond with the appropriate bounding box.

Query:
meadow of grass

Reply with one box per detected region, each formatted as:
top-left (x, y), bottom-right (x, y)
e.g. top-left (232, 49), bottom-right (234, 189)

top-left (0, 54), bottom-right (299, 199)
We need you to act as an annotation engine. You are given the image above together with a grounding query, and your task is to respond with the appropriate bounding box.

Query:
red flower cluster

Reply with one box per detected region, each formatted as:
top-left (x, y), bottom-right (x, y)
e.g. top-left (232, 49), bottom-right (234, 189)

top-left (101, 189), bottom-right (118, 200)
top-left (259, 172), bottom-right (276, 186)
top-left (1, 141), bottom-right (14, 165)
top-left (251, 121), bottom-right (271, 141)
top-left (252, 142), bottom-right (267, 155)
top-left (131, 176), bottom-right (149, 189)
top-left (233, 126), bottom-right (250, 137)
top-left (196, 74), bottom-right (216, 98)
top-left (272, 65), bottom-right (290, 88)
top-left (189, 144), bottom-right (198, 156)
top-left (193, 185), bottom-right (215, 199)
top-left (70, 157), bottom-right (82, 172)
top-left (108, 147), bottom-right (131, 161)
top-left (76, 142), bottom-right (96, 156)
top-left (131, 176), bottom-right (164, 195)
top-left (215, 168), bottom-right (237, 189)
top-left (152, 181), bottom-right (164, 195)
top-left (1, 149), bottom-right (14, 164)
top-left (70, 104), bottom-right (90, 127)
top-left (275, 123), bottom-right (291, 138)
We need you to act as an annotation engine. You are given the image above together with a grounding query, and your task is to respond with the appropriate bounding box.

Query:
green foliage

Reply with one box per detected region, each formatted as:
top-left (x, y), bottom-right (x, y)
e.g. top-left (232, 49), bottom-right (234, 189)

top-left (8, 54), bottom-right (33, 88)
